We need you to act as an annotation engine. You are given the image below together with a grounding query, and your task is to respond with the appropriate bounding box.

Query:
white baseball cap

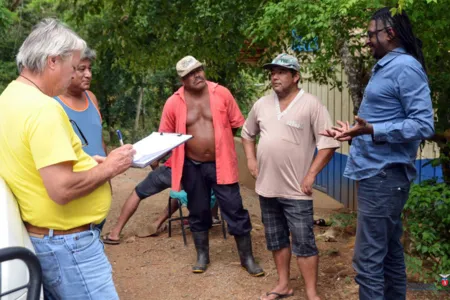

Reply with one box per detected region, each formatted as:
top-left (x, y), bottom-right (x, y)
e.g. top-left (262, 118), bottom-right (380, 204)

top-left (176, 56), bottom-right (203, 78)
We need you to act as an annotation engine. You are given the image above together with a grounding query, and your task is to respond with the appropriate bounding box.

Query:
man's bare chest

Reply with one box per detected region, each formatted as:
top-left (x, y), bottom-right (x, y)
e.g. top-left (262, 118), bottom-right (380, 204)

top-left (185, 96), bottom-right (212, 125)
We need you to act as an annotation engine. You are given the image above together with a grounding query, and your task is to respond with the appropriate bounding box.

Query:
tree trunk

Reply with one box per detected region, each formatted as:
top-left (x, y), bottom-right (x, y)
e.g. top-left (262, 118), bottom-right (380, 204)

top-left (437, 140), bottom-right (450, 185)
top-left (339, 41), bottom-right (370, 115)
top-left (442, 146), bottom-right (450, 185)
top-left (9, 0), bottom-right (22, 12)
top-left (101, 95), bottom-right (115, 145)
top-left (134, 86), bottom-right (144, 131)
top-left (141, 103), bottom-right (146, 130)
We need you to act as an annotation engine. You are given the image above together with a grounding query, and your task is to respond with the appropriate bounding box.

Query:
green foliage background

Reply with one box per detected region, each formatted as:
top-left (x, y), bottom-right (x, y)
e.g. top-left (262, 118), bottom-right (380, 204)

top-left (403, 180), bottom-right (450, 286)
top-left (0, 0), bottom-right (448, 282)
top-left (1, 1), bottom-right (447, 150)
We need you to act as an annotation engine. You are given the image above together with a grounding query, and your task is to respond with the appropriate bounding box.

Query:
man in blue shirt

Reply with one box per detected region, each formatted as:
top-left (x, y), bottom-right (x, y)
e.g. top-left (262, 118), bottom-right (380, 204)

top-left (321, 7), bottom-right (434, 300)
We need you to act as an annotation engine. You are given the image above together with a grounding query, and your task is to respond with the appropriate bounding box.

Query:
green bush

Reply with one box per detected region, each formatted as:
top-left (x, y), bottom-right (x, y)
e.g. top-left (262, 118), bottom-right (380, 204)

top-left (402, 179), bottom-right (450, 285)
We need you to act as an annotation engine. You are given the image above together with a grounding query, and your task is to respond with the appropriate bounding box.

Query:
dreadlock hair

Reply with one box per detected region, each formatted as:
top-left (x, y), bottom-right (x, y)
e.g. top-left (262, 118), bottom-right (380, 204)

top-left (371, 7), bottom-right (427, 73)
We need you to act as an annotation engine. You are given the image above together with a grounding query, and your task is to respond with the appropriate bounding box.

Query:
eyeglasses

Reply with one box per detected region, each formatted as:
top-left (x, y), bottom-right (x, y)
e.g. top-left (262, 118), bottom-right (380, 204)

top-left (366, 27), bottom-right (391, 39)
top-left (70, 119), bottom-right (89, 147)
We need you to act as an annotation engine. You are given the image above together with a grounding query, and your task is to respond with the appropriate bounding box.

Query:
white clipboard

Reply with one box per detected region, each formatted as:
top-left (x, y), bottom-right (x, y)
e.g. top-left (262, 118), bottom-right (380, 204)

top-left (132, 132), bottom-right (193, 168)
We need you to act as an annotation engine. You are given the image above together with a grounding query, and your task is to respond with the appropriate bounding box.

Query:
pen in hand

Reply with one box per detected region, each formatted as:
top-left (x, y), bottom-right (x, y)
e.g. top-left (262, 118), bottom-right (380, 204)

top-left (116, 129), bottom-right (124, 146)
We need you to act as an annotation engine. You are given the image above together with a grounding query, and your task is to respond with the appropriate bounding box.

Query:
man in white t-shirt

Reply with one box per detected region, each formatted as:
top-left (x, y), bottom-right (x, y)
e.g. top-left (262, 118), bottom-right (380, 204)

top-left (241, 54), bottom-right (339, 300)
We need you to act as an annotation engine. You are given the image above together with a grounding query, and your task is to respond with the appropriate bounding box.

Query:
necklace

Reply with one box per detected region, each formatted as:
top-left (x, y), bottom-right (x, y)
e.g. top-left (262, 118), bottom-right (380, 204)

top-left (19, 75), bottom-right (44, 94)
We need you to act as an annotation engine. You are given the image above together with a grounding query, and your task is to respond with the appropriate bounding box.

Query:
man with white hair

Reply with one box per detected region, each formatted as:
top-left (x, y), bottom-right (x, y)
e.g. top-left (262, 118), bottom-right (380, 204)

top-left (0, 18), bottom-right (135, 299)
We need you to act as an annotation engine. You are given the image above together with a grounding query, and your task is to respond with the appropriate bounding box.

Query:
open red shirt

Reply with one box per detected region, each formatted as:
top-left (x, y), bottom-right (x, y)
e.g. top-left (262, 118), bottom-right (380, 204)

top-left (163, 157), bottom-right (172, 168)
top-left (159, 81), bottom-right (245, 191)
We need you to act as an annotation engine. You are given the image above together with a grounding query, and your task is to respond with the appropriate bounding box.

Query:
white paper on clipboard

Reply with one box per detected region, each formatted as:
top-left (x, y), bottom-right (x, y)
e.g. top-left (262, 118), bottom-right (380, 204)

top-left (132, 132), bottom-right (192, 168)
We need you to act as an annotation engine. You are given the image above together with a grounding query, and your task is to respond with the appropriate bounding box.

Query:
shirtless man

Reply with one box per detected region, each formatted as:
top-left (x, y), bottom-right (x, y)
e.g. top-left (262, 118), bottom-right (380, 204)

top-left (158, 56), bottom-right (264, 276)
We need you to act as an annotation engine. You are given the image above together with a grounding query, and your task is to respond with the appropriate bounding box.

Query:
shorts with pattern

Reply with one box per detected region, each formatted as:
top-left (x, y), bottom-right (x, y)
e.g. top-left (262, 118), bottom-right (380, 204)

top-left (259, 196), bottom-right (318, 257)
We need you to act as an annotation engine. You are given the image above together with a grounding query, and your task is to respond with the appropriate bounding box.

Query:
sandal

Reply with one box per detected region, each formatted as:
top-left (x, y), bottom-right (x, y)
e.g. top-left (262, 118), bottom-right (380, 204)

top-left (183, 219), bottom-right (190, 229)
top-left (212, 216), bottom-right (221, 226)
top-left (260, 291), bottom-right (294, 300)
top-left (102, 235), bottom-right (121, 245)
top-left (314, 218), bottom-right (329, 226)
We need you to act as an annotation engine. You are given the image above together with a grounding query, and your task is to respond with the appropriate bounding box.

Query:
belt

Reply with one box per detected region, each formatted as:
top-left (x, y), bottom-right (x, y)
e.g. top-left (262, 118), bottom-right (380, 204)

top-left (24, 222), bottom-right (91, 236)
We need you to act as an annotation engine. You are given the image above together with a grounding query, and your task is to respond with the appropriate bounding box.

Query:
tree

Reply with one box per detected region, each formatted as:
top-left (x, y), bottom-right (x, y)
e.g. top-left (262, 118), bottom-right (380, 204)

top-left (398, 0), bottom-right (450, 183)
top-left (0, 0), bottom-right (19, 92)
top-left (55, 0), bottom-right (265, 142)
top-left (0, 0), bottom-right (61, 91)
top-left (248, 0), bottom-right (450, 184)
top-left (248, 0), bottom-right (386, 114)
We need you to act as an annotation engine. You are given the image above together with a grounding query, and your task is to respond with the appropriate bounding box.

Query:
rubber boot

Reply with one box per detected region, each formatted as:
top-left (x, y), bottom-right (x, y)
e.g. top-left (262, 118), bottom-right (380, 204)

top-left (234, 233), bottom-right (265, 277)
top-left (192, 231), bottom-right (210, 273)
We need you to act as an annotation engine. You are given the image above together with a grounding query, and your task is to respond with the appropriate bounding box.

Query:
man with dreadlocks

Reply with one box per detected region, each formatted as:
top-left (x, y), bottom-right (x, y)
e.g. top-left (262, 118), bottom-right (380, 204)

top-left (321, 7), bottom-right (434, 300)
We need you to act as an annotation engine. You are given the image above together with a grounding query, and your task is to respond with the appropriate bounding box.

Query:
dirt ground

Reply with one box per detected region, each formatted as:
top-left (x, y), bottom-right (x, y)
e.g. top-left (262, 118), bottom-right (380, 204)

top-left (102, 167), bottom-right (446, 300)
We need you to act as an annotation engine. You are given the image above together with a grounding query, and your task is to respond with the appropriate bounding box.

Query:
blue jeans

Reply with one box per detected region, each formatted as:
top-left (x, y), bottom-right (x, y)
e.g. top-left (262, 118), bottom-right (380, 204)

top-left (30, 226), bottom-right (119, 300)
top-left (353, 166), bottom-right (411, 300)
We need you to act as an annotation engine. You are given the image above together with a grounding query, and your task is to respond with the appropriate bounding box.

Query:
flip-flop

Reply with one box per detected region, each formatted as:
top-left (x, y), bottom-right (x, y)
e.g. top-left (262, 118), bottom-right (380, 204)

top-left (259, 292), bottom-right (294, 300)
top-left (102, 235), bottom-right (121, 245)
top-left (314, 218), bottom-right (329, 226)
top-left (212, 217), bottom-right (221, 227)
top-left (183, 219), bottom-right (190, 229)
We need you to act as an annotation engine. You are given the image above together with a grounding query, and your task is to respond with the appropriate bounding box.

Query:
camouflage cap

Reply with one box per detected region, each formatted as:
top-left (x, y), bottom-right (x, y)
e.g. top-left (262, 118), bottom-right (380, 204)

top-left (176, 56), bottom-right (203, 78)
top-left (263, 53), bottom-right (300, 72)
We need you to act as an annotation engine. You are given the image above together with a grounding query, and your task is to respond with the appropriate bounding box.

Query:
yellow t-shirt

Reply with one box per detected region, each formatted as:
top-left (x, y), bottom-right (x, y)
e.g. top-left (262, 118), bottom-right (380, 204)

top-left (0, 80), bottom-right (111, 230)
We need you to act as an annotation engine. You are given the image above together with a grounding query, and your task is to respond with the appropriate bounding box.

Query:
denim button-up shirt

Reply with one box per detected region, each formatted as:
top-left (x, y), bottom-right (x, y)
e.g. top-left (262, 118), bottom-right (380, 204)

top-left (344, 48), bottom-right (434, 182)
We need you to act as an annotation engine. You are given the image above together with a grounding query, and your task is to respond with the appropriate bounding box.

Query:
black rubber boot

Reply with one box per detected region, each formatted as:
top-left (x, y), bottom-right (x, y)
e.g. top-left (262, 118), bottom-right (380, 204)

top-left (234, 233), bottom-right (265, 277)
top-left (192, 231), bottom-right (210, 273)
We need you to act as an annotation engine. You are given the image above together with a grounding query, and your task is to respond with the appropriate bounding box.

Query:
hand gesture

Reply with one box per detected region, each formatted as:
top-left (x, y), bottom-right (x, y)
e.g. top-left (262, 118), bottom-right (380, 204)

top-left (247, 158), bottom-right (259, 179)
top-left (104, 144), bottom-right (136, 177)
top-left (320, 120), bottom-right (352, 141)
top-left (334, 116), bottom-right (373, 140)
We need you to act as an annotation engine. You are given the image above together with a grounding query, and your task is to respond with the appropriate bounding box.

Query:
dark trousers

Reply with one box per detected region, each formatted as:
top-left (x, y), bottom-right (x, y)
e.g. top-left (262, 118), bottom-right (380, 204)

top-left (181, 158), bottom-right (252, 236)
top-left (353, 166), bottom-right (411, 300)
